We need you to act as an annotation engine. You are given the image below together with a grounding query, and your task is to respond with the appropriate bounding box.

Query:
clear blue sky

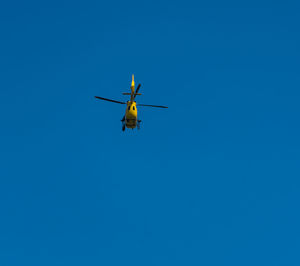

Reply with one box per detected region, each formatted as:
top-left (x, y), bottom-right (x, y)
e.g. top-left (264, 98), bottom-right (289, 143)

top-left (0, 0), bottom-right (300, 265)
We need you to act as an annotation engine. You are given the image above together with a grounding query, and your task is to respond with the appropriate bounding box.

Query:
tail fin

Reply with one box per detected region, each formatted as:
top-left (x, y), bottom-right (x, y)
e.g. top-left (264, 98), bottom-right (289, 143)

top-left (130, 74), bottom-right (135, 100)
top-left (131, 74), bottom-right (135, 89)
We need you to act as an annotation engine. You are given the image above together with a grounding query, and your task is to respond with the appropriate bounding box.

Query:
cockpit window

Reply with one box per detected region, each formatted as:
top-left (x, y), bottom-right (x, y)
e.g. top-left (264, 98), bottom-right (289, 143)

top-left (128, 106), bottom-right (130, 110)
top-left (133, 106), bottom-right (135, 110)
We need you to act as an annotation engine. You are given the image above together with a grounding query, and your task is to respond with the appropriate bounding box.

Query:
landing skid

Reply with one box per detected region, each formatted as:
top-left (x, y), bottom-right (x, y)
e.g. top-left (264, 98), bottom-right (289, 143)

top-left (121, 116), bottom-right (126, 131)
top-left (137, 120), bottom-right (141, 130)
top-left (121, 117), bottom-right (142, 131)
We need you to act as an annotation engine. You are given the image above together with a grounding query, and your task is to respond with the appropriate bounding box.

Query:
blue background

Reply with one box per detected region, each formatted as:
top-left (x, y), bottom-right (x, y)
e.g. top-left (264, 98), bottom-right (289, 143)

top-left (0, 0), bottom-right (300, 265)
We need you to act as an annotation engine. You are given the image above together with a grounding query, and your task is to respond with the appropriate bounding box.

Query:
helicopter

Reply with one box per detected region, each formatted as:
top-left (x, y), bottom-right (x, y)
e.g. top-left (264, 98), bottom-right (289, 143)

top-left (95, 75), bottom-right (168, 131)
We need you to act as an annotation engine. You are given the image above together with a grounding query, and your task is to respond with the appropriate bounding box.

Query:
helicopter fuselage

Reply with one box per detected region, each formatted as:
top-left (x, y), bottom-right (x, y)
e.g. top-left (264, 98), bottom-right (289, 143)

top-left (125, 101), bottom-right (137, 128)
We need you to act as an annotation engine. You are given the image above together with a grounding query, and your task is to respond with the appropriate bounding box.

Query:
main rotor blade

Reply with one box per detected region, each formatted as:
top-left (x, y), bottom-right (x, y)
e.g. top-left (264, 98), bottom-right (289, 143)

top-left (137, 103), bottom-right (168, 108)
top-left (133, 84), bottom-right (141, 100)
top-left (135, 84), bottom-right (141, 94)
top-left (95, 96), bottom-right (126, 104)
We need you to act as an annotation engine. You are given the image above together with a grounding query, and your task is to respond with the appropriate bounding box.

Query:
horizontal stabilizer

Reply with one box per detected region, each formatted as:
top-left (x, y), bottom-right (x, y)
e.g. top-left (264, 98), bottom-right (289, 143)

top-left (122, 93), bottom-right (131, 95)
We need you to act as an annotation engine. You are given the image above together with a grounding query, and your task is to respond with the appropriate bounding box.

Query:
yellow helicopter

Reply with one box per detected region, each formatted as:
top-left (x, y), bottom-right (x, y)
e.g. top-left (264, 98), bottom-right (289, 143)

top-left (95, 75), bottom-right (168, 131)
